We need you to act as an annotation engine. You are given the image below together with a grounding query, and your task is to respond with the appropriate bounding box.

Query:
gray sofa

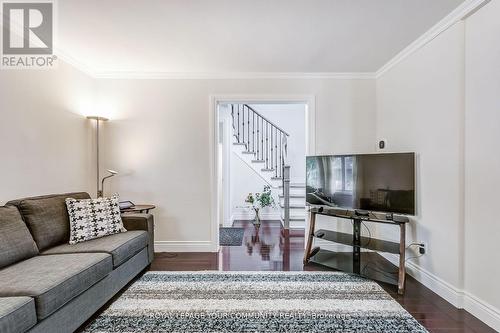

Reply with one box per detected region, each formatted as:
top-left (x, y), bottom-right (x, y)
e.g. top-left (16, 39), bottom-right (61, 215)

top-left (0, 192), bottom-right (155, 333)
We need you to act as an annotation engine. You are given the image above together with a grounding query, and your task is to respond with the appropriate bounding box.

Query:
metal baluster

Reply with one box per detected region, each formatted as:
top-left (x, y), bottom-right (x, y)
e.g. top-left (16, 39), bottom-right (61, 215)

top-left (265, 122), bottom-right (269, 168)
top-left (260, 118), bottom-right (264, 160)
top-left (263, 121), bottom-right (266, 166)
top-left (279, 132), bottom-right (282, 178)
top-left (237, 105), bottom-right (240, 142)
top-left (262, 118), bottom-right (265, 161)
top-left (252, 111), bottom-right (255, 153)
top-left (272, 129), bottom-right (275, 175)
top-left (270, 125), bottom-right (273, 168)
top-left (271, 126), bottom-right (274, 171)
top-left (247, 106), bottom-right (250, 149)
top-left (231, 104), bottom-right (234, 140)
top-left (275, 129), bottom-right (278, 177)
top-left (242, 105), bottom-right (246, 147)
top-left (256, 115), bottom-right (259, 158)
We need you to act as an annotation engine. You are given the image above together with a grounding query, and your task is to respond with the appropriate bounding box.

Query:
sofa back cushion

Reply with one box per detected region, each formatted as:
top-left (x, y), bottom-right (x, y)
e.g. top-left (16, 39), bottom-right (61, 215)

top-left (7, 192), bottom-right (91, 251)
top-left (0, 206), bottom-right (39, 268)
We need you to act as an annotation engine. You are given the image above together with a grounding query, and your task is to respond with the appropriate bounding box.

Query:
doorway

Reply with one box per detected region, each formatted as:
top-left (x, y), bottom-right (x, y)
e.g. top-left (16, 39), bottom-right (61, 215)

top-left (210, 95), bottom-right (315, 253)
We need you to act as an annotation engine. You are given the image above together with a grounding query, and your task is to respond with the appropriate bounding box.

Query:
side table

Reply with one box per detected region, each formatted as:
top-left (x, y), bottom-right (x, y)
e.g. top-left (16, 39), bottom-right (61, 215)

top-left (121, 204), bottom-right (156, 214)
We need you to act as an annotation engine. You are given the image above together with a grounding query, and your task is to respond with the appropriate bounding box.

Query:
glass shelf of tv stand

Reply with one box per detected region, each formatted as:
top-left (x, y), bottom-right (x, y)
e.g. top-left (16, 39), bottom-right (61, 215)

top-left (309, 249), bottom-right (400, 287)
top-left (305, 206), bottom-right (408, 292)
top-left (314, 228), bottom-right (400, 254)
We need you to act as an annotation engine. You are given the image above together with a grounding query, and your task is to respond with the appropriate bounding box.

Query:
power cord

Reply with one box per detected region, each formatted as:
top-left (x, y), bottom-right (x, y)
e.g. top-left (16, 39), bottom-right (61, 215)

top-left (361, 221), bottom-right (371, 247)
top-left (348, 219), bottom-right (372, 247)
top-left (405, 253), bottom-right (424, 262)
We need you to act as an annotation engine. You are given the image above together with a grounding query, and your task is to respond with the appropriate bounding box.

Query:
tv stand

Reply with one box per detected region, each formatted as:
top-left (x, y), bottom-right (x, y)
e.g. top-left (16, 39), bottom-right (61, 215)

top-left (303, 207), bottom-right (409, 294)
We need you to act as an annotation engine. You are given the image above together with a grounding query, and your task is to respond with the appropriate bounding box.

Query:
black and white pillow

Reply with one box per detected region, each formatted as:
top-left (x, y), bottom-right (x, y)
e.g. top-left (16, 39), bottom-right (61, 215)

top-left (66, 195), bottom-right (126, 245)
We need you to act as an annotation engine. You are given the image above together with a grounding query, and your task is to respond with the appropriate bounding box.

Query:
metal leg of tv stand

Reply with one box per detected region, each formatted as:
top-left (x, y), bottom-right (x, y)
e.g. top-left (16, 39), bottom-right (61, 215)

top-left (303, 211), bottom-right (316, 264)
top-left (352, 219), bottom-right (361, 274)
top-left (398, 223), bottom-right (406, 295)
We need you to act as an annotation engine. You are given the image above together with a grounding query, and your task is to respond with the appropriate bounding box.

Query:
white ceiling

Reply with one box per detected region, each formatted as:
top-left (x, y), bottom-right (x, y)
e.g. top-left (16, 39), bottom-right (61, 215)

top-left (57, 0), bottom-right (464, 74)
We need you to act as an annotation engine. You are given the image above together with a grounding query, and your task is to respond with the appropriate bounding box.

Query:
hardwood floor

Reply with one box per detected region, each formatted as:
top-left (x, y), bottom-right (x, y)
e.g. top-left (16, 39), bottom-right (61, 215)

top-left (150, 220), bottom-right (496, 333)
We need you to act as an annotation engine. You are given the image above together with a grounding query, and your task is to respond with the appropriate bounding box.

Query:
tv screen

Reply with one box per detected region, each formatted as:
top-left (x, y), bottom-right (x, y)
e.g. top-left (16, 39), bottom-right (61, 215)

top-left (306, 153), bottom-right (415, 215)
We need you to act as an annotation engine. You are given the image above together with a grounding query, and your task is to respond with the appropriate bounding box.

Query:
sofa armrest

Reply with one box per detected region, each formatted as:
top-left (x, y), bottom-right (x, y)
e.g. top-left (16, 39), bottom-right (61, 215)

top-left (121, 214), bottom-right (154, 263)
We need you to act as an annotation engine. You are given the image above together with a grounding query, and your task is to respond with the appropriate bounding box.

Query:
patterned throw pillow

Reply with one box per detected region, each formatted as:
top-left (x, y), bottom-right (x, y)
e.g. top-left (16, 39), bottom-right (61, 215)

top-left (66, 195), bottom-right (126, 245)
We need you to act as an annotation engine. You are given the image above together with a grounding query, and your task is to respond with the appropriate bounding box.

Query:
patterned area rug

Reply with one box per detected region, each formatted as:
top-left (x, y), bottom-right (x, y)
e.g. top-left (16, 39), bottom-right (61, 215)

top-left (219, 227), bottom-right (245, 246)
top-left (83, 271), bottom-right (428, 333)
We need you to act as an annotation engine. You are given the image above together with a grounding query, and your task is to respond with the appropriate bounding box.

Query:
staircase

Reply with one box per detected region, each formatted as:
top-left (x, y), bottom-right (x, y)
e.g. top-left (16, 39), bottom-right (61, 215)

top-left (230, 104), bottom-right (306, 228)
top-left (278, 183), bottom-right (307, 228)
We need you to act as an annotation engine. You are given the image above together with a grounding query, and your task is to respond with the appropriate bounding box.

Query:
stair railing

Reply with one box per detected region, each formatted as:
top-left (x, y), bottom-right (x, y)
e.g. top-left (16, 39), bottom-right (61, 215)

top-left (230, 104), bottom-right (289, 179)
top-left (230, 103), bottom-right (291, 229)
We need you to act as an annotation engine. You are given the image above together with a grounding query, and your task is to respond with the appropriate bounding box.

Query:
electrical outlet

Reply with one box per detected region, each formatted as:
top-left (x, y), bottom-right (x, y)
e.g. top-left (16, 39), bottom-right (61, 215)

top-left (419, 243), bottom-right (426, 255)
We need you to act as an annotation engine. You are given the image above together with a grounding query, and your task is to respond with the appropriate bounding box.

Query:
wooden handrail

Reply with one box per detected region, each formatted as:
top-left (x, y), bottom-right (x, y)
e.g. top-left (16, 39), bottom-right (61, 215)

top-left (243, 104), bottom-right (290, 136)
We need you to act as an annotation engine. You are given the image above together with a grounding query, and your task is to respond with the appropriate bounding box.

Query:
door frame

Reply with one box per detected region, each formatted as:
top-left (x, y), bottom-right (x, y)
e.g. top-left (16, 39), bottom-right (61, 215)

top-left (209, 94), bottom-right (316, 252)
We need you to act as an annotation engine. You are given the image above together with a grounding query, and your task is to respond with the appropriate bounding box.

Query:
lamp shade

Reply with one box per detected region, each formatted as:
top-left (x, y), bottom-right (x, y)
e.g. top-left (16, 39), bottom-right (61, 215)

top-left (86, 116), bottom-right (109, 121)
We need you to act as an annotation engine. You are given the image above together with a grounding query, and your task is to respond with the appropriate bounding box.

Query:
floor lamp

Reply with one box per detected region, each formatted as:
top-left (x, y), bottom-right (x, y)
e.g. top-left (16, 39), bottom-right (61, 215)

top-left (87, 116), bottom-right (116, 197)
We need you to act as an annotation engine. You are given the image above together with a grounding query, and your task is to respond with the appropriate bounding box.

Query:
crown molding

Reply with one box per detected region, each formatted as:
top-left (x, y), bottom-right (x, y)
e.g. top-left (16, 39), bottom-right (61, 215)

top-left (54, 48), bottom-right (97, 77)
top-left (375, 0), bottom-right (491, 78)
top-left (51, 49), bottom-right (376, 79)
top-left (92, 71), bottom-right (376, 80)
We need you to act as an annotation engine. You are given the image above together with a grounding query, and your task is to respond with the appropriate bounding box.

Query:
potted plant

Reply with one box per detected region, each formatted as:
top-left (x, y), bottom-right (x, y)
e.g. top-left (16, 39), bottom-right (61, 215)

top-left (245, 185), bottom-right (275, 226)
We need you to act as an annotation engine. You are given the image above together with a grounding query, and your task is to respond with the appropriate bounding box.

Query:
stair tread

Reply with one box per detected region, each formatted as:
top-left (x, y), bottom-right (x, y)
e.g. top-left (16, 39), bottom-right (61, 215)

top-left (279, 194), bottom-right (305, 198)
top-left (233, 143), bottom-right (247, 146)
top-left (251, 160), bottom-right (265, 163)
top-left (242, 151), bottom-right (256, 154)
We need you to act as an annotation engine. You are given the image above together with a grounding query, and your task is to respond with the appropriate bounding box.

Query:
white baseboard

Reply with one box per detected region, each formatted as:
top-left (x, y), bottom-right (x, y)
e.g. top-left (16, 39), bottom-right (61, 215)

top-left (382, 253), bottom-right (500, 332)
top-left (154, 241), bottom-right (216, 253)
top-left (385, 253), bottom-right (463, 307)
top-left (232, 213), bottom-right (305, 229)
top-left (231, 212), bottom-right (282, 221)
top-left (463, 291), bottom-right (500, 332)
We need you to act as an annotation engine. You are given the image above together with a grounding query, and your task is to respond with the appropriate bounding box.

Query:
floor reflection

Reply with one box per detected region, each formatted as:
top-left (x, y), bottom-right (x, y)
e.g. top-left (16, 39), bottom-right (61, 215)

top-left (220, 220), bottom-right (305, 271)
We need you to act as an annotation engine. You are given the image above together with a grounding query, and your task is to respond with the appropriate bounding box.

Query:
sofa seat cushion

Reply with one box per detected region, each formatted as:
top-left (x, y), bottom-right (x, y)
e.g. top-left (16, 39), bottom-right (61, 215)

top-left (0, 297), bottom-right (36, 333)
top-left (7, 192), bottom-right (91, 251)
top-left (42, 231), bottom-right (148, 268)
top-left (0, 253), bottom-right (112, 320)
top-left (0, 206), bottom-right (39, 269)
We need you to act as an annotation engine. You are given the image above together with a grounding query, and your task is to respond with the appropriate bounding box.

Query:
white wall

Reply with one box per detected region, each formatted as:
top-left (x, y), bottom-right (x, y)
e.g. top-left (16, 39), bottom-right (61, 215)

top-left (97, 78), bottom-right (376, 250)
top-left (229, 152), bottom-right (276, 220)
top-left (376, 22), bottom-right (465, 292)
top-left (376, 4), bottom-right (500, 329)
top-left (0, 62), bottom-right (95, 204)
top-left (464, 0), bottom-right (500, 327)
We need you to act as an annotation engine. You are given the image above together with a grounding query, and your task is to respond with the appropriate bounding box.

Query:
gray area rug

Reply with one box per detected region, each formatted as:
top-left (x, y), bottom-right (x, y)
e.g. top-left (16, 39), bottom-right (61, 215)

top-left (219, 227), bottom-right (245, 246)
top-left (83, 271), bottom-right (428, 333)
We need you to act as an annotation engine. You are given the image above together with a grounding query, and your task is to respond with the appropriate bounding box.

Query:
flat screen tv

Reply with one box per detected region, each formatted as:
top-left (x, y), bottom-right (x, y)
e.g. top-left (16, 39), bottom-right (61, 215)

top-left (306, 152), bottom-right (415, 215)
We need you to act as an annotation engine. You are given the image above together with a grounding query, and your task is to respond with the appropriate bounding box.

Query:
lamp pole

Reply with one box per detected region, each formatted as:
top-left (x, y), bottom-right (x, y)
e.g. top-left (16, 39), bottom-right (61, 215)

top-left (87, 116), bottom-right (109, 197)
